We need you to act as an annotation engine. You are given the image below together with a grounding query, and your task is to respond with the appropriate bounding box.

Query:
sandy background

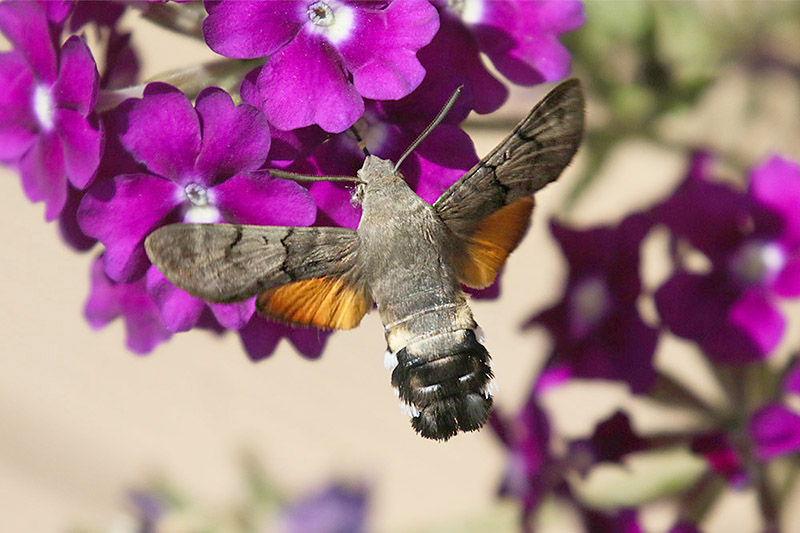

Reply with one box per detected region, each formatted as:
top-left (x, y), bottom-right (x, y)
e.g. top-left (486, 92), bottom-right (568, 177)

top-left (2, 5), bottom-right (800, 533)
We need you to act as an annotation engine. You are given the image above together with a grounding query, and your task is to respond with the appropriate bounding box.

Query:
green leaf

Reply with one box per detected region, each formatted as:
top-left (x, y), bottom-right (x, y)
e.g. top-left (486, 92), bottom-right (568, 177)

top-left (571, 447), bottom-right (707, 509)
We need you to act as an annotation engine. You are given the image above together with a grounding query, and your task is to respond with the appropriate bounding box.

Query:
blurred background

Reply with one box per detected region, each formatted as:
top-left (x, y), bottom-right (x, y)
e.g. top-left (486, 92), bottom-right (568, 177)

top-left (2, 1), bottom-right (800, 531)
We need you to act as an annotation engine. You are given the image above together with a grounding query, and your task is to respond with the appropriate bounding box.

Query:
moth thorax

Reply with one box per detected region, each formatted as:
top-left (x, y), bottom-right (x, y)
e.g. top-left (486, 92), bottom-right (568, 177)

top-left (390, 329), bottom-right (493, 441)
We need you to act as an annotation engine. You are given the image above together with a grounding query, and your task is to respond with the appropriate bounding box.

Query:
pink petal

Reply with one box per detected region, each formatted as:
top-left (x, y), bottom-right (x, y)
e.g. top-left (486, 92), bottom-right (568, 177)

top-left (19, 131), bottom-right (66, 221)
top-left (194, 87), bottom-right (270, 184)
top-left (120, 83), bottom-right (201, 183)
top-left (54, 107), bottom-right (102, 189)
top-left (214, 172), bottom-right (317, 226)
top-left (257, 31), bottom-right (363, 133)
top-left (52, 35), bottom-right (98, 115)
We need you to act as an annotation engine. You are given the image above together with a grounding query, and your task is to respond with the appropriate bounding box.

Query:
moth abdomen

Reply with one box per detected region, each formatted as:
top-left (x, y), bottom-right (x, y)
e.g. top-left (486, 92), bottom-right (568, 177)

top-left (390, 329), bottom-right (494, 441)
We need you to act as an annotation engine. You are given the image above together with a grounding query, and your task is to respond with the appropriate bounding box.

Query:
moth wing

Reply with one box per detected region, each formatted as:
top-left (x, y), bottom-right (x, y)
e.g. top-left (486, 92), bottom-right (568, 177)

top-left (434, 79), bottom-right (585, 288)
top-left (145, 223), bottom-right (372, 329)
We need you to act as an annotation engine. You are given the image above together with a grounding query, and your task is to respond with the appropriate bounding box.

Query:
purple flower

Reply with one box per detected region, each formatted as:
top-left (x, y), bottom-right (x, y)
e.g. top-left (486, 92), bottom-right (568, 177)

top-left (78, 84), bottom-right (317, 336)
top-left (526, 214), bottom-right (658, 393)
top-left (0, 0), bottom-right (103, 220)
top-left (384, 0), bottom-right (584, 122)
top-left (438, 0), bottom-right (583, 85)
top-left (654, 153), bottom-right (800, 363)
top-left (275, 482), bottom-right (369, 533)
top-left (690, 432), bottom-right (747, 488)
top-left (85, 255), bottom-right (172, 354)
top-left (204, 0), bottom-right (440, 133)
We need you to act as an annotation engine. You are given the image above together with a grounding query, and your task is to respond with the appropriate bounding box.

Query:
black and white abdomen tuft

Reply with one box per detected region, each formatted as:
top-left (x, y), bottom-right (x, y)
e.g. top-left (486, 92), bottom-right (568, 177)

top-left (388, 329), bottom-right (494, 441)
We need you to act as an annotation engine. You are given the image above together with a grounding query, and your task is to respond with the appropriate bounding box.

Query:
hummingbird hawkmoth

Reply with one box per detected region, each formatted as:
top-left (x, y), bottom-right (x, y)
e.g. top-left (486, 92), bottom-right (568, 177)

top-left (145, 79), bottom-right (585, 440)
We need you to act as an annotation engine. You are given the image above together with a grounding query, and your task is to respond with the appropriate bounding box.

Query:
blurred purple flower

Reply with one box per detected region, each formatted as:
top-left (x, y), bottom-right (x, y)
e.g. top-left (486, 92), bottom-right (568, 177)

top-left (0, 0), bottom-right (102, 220)
top-left (654, 153), bottom-right (800, 363)
top-left (276, 482), bottom-right (369, 533)
top-left (85, 255), bottom-right (172, 354)
top-left (204, 0), bottom-right (439, 132)
top-left (78, 84), bottom-right (317, 336)
top-left (526, 214), bottom-right (658, 393)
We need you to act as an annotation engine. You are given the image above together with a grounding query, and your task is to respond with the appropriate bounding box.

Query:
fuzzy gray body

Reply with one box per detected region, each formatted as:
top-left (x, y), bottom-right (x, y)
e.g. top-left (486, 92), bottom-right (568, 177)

top-left (357, 157), bottom-right (492, 438)
top-left (144, 79), bottom-right (585, 441)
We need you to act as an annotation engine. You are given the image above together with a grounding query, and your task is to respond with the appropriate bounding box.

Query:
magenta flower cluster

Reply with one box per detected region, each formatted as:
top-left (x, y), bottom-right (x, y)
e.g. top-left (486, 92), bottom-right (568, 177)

top-left (0, 0), bottom-right (584, 359)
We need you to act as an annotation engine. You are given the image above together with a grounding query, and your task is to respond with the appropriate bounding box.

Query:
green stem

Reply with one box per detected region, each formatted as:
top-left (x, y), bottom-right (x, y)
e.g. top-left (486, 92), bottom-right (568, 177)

top-left (137, 1), bottom-right (207, 41)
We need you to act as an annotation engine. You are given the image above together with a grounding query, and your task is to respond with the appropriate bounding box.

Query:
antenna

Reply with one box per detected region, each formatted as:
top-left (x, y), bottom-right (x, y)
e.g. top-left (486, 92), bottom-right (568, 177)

top-left (269, 169), bottom-right (365, 184)
top-left (393, 85), bottom-right (463, 172)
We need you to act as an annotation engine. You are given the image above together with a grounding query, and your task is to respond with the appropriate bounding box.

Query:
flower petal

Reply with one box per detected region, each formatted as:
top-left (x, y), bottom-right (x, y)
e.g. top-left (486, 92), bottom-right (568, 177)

top-left (52, 35), bottom-right (98, 115)
top-left (728, 289), bottom-right (785, 357)
top-left (773, 257), bottom-right (800, 297)
top-left (54, 107), bottom-right (102, 189)
top-left (146, 265), bottom-right (205, 332)
top-left (120, 83), bottom-right (201, 183)
top-left (0, 0), bottom-right (57, 82)
top-left (655, 272), bottom-right (774, 363)
top-left (58, 184), bottom-right (96, 251)
top-left (338, 0), bottom-right (439, 100)
top-left (214, 171), bottom-right (317, 226)
top-left (750, 403), bottom-right (800, 461)
top-left (86, 256), bottom-right (172, 354)
top-left (18, 131), bottom-right (66, 221)
top-left (194, 87), bottom-right (270, 184)
top-left (239, 316), bottom-right (330, 361)
top-left (749, 155), bottom-right (800, 250)
top-left (257, 31), bottom-right (363, 132)
top-left (202, 0), bottom-right (302, 59)
top-left (0, 51), bottom-right (37, 161)
top-left (78, 173), bottom-right (182, 282)
top-left (209, 300), bottom-right (256, 330)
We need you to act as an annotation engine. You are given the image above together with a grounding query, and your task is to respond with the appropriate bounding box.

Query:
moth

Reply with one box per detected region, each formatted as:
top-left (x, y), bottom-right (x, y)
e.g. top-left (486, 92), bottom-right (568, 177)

top-left (145, 79), bottom-right (585, 441)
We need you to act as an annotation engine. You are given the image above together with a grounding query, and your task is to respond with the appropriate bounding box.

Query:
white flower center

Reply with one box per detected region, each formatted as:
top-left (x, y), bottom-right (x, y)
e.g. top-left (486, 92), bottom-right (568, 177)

top-left (305, 1), bottom-right (354, 43)
top-left (183, 183), bottom-right (220, 223)
top-left (730, 240), bottom-right (786, 286)
top-left (446, 0), bottom-right (484, 24)
top-left (569, 276), bottom-right (612, 337)
top-left (308, 1), bottom-right (335, 26)
top-left (33, 84), bottom-right (55, 132)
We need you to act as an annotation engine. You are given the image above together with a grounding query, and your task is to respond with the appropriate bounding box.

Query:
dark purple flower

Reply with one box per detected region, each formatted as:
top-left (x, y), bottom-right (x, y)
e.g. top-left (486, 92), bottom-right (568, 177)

top-left (78, 84), bottom-right (317, 335)
top-left (526, 214), bottom-right (658, 393)
top-left (238, 312), bottom-right (333, 361)
top-left (276, 482), bottom-right (369, 533)
top-left (204, 0), bottom-right (440, 133)
top-left (653, 154), bottom-right (800, 363)
top-left (85, 255), bottom-right (172, 354)
top-left (0, 1), bottom-right (102, 220)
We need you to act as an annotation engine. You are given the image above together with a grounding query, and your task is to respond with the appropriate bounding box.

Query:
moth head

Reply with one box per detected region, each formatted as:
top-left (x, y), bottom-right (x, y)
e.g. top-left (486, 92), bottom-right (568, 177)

top-left (357, 155), bottom-right (399, 185)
